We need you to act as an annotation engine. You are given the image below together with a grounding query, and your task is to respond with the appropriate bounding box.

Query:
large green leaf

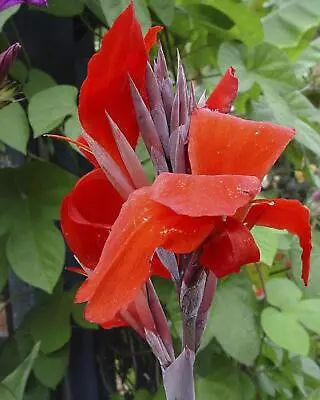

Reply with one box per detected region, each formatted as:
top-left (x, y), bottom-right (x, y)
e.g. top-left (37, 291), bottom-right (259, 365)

top-left (28, 85), bottom-right (78, 137)
top-left (33, 346), bottom-right (69, 388)
top-left (262, 0), bottom-right (320, 48)
top-left (295, 37), bottom-right (320, 77)
top-left (36, 0), bottom-right (84, 16)
top-left (150, 0), bottom-right (175, 26)
top-left (251, 226), bottom-right (279, 266)
top-left (196, 362), bottom-right (255, 400)
top-left (0, 6), bottom-right (20, 31)
top-left (0, 103), bottom-right (30, 154)
top-left (99, 0), bottom-right (151, 31)
top-left (0, 161), bottom-right (76, 292)
top-left (72, 302), bottom-right (99, 330)
top-left (199, 0), bottom-right (263, 47)
top-left (1, 342), bottom-right (40, 400)
top-left (24, 288), bottom-right (72, 354)
top-left (24, 69), bottom-right (56, 99)
top-left (7, 221), bottom-right (65, 293)
top-left (261, 307), bottom-right (309, 355)
top-left (84, 0), bottom-right (107, 23)
top-left (308, 387), bottom-right (320, 400)
top-left (218, 42), bottom-right (299, 93)
top-left (297, 299), bottom-right (320, 335)
top-left (201, 275), bottom-right (260, 365)
top-left (265, 278), bottom-right (302, 311)
top-left (251, 87), bottom-right (320, 157)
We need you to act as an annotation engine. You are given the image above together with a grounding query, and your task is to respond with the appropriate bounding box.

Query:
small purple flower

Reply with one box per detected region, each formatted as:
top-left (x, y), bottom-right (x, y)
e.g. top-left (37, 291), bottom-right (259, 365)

top-left (0, 43), bottom-right (20, 84)
top-left (0, 0), bottom-right (47, 12)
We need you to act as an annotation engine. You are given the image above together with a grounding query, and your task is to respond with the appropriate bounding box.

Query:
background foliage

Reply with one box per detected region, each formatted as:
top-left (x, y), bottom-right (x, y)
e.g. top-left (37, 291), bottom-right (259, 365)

top-left (0, 0), bottom-right (320, 398)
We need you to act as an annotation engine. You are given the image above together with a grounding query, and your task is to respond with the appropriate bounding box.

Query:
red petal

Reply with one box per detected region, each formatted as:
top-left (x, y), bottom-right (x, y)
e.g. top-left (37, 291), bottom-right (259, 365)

top-left (61, 168), bottom-right (124, 269)
top-left (149, 172), bottom-right (261, 217)
top-left (201, 218), bottom-right (260, 277)
top-left (151, 253), bottom-right (171, 279)
top-left (207, 67), bottom-right (238, 113)
top-left (101, 314), bottom-right (128, 329)
top-left (188, 108), bottom-right (294, 179)
top-left (75, 187), bottom-right (214, 323)
top-left (144, 26), bottom-right (163, 52)
top-left (245, 199), bottom-right (312, 285)
top-left (79, 3), bottom-right (148, 168)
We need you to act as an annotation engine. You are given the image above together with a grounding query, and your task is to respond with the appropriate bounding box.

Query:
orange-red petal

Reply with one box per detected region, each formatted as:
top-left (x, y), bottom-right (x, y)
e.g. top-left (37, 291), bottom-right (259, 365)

top-left (101, 314), bottom-right (128, 329)
top-left (188, 108), bottom-right (294, 179)
top-left (149, 172), bottom-right (260, 217)
top-left (206, 67), bottom-right (238, 113)
top-left (79, 4), bottom-right (148, 168)
top-left (144, 26), bottom-right (163, 52)
top-left (201, 218), bottom-right (260, 277)
top-left (61, 168), bottom-right (124, 269)
top-left (75, 187), bottom-right (214, 324)
top-left (245, 199), bottom-right (312, 285)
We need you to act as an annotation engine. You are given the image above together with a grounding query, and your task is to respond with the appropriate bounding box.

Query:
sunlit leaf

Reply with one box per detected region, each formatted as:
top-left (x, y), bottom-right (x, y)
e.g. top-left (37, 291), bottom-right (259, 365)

top-left (0, 103), bottom-right (29, 154)
top-left (28, 85), bottom-right (78, 137)
top-left (261, 307), bottom-right (309, 355)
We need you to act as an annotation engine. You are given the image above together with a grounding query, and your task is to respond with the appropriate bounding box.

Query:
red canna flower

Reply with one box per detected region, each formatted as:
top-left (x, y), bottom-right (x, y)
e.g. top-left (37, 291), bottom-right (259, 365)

top-left (61, 4), bottom-right (311, 336)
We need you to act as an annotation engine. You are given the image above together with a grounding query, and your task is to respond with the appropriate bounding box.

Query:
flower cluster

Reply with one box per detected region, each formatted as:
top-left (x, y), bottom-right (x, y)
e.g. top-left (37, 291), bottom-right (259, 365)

top-left (60, 4), bottom-right (312, 396)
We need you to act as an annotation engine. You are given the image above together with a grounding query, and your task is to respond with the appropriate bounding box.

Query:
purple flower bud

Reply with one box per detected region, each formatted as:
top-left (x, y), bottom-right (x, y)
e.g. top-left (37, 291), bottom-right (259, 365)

top-left (0, 0), bottom-right (47, 12)
top-left (0, 43), bottom-right (20, 84)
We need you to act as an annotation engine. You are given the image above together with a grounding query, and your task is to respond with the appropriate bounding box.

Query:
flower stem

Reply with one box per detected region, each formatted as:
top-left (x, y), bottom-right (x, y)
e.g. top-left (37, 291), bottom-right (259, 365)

top-left (162, 347), bottom-right (195, 400)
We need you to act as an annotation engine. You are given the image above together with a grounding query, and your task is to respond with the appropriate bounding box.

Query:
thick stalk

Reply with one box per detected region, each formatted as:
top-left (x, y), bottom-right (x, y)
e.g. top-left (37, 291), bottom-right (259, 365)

top-left (162, 348), bottom-right (195, 400)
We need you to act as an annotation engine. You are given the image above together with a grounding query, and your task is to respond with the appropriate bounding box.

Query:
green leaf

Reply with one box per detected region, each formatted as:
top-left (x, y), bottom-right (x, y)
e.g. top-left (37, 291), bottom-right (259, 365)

top-left (253, 87), bottom-right (320, 157)
top-left (266, 278), bottom-right (302, 311)
top-left (200, 0), bottom-right (263, 47)
top-left (24, 69), bottom-right (56, 99)
top-left (0, 385), bottom-right (15, 400)
top-left (1, 342), bottom-right (40, 400)
top-left (37, 0), bottom-right (84, 16)
top-left (24, 385), bottom-right (50, 400)
top-left (99, 0), bottom-right (151, 31)
top-left (301, 357), bottom-right (320, 381)
top-left (84, 0), bottom-right (107, 23)
top-left (297, 299), bottom-right (320, 335)
top-left (9, 59), bottom-right (28, 84)
top-left (64, 113), bottom-right (81, 141)
top-left (0, 6), bottom-right (20, 31)
top-left (150, 0), bottom-right (175, 26)
top-left (262, 0), bottom-right (320, 48)
top-left (196, 363), bottom-right (255, 400)
top-left (218, 42), bottom-right (299, 94)
top-left (0, 103), bottom-right (30, 154)
top-left (291, 233), bottom-right (320, 297)
top-left (308, 387), bottom-right (320, 400)
top-left (25, 289), bottom-right (72, 354)
top-left (201, 275), bottom-right (260, 365)
top-left (251, 226), bottom-right (279, 266)
top-left (134, 389), bottom-right (152, 400)
top-left (261, 307), bottom-right (309, 355)
top-left (28, 85), bottom-right (78, 137)
top-left (7, 222), bottom-right (65, 293)
top-left (295, 37), bottom-right (320, 77)
top-left (0, 161), bottom-right (76, 292)
top-left (72, 302), bottom-right (99, 330)
top-left (33, 346), bottom-right (69, 388)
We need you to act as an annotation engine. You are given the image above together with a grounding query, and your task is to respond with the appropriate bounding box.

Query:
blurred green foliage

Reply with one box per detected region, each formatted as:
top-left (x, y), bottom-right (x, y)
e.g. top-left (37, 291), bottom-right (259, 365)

top-left (0, 0), bottom-right (320, 398)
